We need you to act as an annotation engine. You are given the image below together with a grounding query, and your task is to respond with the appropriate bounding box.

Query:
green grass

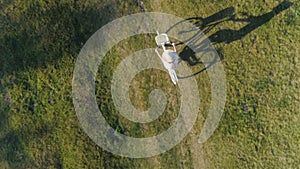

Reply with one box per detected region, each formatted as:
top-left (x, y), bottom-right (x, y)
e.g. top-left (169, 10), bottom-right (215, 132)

top-left (1, 0), bottom-right (299, 168)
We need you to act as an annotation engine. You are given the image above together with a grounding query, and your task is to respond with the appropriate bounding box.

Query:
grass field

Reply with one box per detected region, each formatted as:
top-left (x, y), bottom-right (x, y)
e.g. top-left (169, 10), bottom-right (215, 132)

top-left (1, 0), bottom-right (299, 168)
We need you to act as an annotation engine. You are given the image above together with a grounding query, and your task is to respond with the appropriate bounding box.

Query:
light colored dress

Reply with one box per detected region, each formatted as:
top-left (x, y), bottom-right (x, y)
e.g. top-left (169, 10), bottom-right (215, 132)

top-left (162, 50), bottom-right (179, 70)
top-left (160, 50), bottom-right (179, 85)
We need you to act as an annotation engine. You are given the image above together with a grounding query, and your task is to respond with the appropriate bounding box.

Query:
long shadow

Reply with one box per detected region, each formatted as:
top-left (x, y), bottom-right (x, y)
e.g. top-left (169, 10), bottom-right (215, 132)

top-left (0, 1), bottom-right (118, 78)
top-left (209, 0), bottom-right (293, 44)
top-left (187, 6), bottom-right (235, 35)
top-left (0, 1), bottom-right (119, 168)
top-left (177, 0), bottom-right (292, 78)
top-left (170, 7), bottom-right (237, 70)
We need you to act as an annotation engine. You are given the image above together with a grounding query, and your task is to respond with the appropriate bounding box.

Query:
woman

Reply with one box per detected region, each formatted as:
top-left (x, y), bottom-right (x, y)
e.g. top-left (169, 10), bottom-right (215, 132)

top-left (155, 42), bottom-right (179, 85)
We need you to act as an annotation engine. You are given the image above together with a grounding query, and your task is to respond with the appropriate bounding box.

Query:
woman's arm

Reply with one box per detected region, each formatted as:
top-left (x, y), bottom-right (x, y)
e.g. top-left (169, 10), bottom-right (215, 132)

top-left (172, 43), bottom-right (177, 52)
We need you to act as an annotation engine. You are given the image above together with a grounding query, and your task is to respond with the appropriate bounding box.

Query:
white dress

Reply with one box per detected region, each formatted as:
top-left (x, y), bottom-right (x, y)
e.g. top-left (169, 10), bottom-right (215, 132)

top-left (160, 50), bottom-right (179, 85)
